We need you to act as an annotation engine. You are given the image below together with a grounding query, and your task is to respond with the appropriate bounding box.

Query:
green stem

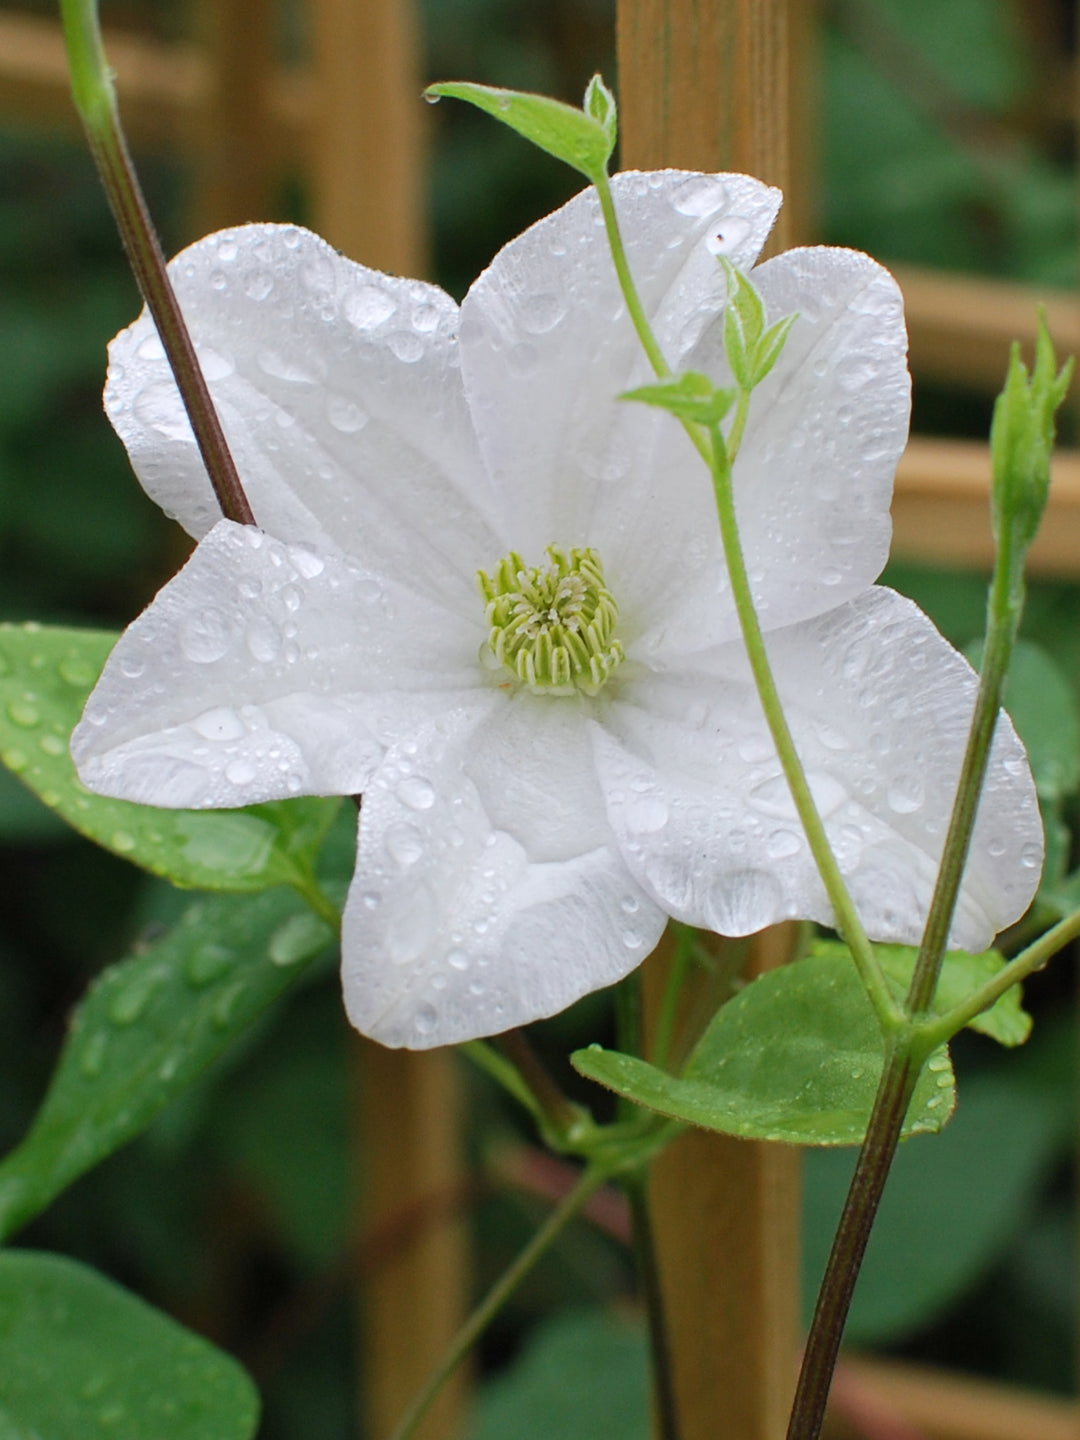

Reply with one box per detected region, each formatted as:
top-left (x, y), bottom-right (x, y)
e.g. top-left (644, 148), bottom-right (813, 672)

top-left (461, 1039), bottom-right (548, 1126)
top-left (624, 1171), bottom-right (681, 1440)
top-left (706, 423), bottom-right (901, 1032)
top-left (919, 903), bottom-right (1080, 1051)
top-left (785, 1038), bottom-right (918, 1440)
top-left (905, 529), bottom-right (1021, 1019)
top-left (594, 171), bottom-right (670, 380)
top-left (494, 1029), bottom-right (585, 1139)
top-left (651, 926), bottom-right (695, 1072)
top-left (387, 1162), bottom-right (611, 1440)
top-left (60, 0), bottom-right (255, 528)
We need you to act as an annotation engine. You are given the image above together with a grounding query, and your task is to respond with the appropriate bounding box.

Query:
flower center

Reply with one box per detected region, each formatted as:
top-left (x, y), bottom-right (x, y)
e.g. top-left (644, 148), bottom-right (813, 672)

top-left (478, 546), bottom-right (625, 696)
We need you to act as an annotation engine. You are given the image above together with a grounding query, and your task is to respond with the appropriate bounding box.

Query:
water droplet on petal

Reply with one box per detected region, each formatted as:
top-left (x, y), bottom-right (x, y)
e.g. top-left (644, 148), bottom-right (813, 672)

top-left (1021, 842), bottom-right (1042, 869)
top-left (326, 393), bottom-right (369, 433)
top-left (192, 707), bottom-right (246, 741)
top-left (180, 608), bottom-right (235, 664)
top-left (624, 792), bottom-right (669, 835)
top-left (671, 175), bottom-right (728, 216)
top-left (246, 616), bottom-right (281, 663)
top-left (386, 822), bottom-right (424, 866)
top-left (197, 346), bottom-right (234, 381)
top-left (244, 270), bottom-right (273, 300)
top-left (397, 776), bottom-right (435, 811)
top-left (415, 1004), bottom-right (438, 1036)
top-left (447, 949), bottom-right (469, 971)
top-left (886, 774), bottom-right (924, 815)
top-left (521, 292), bottom-right (567, 334)
top-left (346, 285), bottom-right (396, 330)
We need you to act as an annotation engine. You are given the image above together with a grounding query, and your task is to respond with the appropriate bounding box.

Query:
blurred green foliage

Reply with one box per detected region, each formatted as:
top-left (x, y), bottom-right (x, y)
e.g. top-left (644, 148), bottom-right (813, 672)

top-left (0, 0), bottom-right (1077, 1436)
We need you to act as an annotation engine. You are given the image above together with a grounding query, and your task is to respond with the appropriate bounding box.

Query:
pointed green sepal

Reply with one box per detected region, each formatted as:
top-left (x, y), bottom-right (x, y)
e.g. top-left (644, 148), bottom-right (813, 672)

top-left (621, 371), bottom-right (736, 427)
top-left (990, 311), bottom-right (1073, 552)
top-left (720, 257), bottom-right (798, 391)
top-left (425, 77), bottom-right (616, 182)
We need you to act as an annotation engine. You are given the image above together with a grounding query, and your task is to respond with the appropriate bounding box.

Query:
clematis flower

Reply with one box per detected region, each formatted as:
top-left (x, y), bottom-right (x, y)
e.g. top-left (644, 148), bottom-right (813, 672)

top-left (72, 171), bottom-right (1041, 1048)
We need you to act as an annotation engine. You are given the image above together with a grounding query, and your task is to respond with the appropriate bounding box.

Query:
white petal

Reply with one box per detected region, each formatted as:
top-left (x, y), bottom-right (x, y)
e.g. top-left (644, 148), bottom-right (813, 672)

top-left (459, 171), bottom-right (780, 558)
top-left (72, 520), bottom-right (486, 806)
top-left (106, 224), bottom-right (505, 612)
top-left (341, 704), bottom-right (666, 1047)
top-left (595, 589), bottom-right (1041, 950)
top-left (679, 247), bottom-right (911, 636)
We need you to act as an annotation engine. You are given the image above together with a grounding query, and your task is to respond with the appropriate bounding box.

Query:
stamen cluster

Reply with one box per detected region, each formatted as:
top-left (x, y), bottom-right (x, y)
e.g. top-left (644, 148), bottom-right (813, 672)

top-left (478, 545), bottom-right (624, 695)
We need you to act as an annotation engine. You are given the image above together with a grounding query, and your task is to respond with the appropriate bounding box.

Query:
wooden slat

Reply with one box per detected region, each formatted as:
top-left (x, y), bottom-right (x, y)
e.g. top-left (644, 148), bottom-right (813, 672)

top-left (893, 437), bottom-right (1080, 576)
top-left (619, 7), bottom-right (806, 1433)
top-left (825, 1357), bottom-right (1077, 1440)
top-left (0, 10), bottom-right (309, 161)
top-left (893, 264), bottom-right (1080, 397)
top-left (303, 5), bottom-right (459, 1437)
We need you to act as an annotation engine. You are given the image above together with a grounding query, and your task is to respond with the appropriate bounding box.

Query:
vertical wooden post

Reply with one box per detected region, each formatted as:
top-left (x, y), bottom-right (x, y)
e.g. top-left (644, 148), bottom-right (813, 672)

top-left (617, 4), bottom-right (812, 1438)
top-left (191, 0), bottom-right (281, 233)
top-left (307, 5), bottom-right (464, 1439)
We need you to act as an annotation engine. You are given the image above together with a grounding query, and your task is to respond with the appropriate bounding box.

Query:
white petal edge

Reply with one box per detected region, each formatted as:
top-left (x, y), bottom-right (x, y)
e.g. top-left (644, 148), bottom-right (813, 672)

top-left (342, 703), bottom-right (666, 1048)
top-left (106, 223), bottom-right (506, 613)
top-left (594, 588), bottom-right (1041, 952)
top-left (72, 519), bottom-right (486, 807)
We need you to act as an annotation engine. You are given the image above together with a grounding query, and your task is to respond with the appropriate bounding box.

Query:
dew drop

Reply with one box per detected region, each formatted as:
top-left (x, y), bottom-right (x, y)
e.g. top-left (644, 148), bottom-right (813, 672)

top-left (244, 271), bottom-right (274, 301)
top-left (671, 175), bottom-right (727, 217)
top-left (415, 1004), bottom-right (438, 1036)
top-left (521, 292), bottom-right (567, 335)
top-left (257, 348), bottom-right (317, 384)
top-left (447, 949), bottom-right (469, 971)
top-left (886, 774), bottom-right (924, 815)
top-left (326, 393), bottom-right (369, 433)
top-left (137, 334), bottom-right (166, 361)
top-left (386, 822), bottom-right (425, 866)
top-left (58, 656), bottom-right (96, 687)
top-left (185, 942), bottom-right (234, 987)
top-left (197, 346), bottom-right (234, 381)
top-left (6, 698), bottom-right (39, 727)
top-left (269, 912), bottom-right (330, 966)
top-left (397, 775), bottom-right (436, 811)
top-left (180, 608), bottom-right (235, 664)
top-left (79, 1030), bottom-right (108, 1078)
top-left (246, 617), bottom-right (282, 663)
top-left (291, 545), bottom-right (325, 579)
top-left (111, 830), bottom-right (136, 853)
top-left (192, 706), bottom-right (246, 741)
top-left (1021, 841), bottom-right (1042, 869)
top-left (346, 285), bottom-right (396, 330)
top-left (109, 965), bottom-right (164, 1025)
top-left (212, 980), bottom-right (247, 1028)
top-left (767, 828), bottom-right (802, 859)
top-left (623, 792), bottom-right (669, 835)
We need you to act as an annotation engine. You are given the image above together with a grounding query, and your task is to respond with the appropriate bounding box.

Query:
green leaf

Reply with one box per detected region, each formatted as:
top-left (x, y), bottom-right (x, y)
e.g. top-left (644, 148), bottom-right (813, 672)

top-left (583, 74), bottom-right (618, 153)
top-left (573, 954), bottom-right (955, 1144)
top-left (425, 80), bottom-right (614, 181)
top-left (621, 371), bottom-right (735, 427)
top-left (468, 1310), bottom-right (648, 1440)
top-left (0, 622), bottom-right (340, 890)
top-left (750, 313), bottom-right (799, 386)
top-left (966, 636), bottom-right (1080, 802)
top-left (720, 259), bottom-right (766, 389)
top-left (0, 1251), bottom-right (258, 1439)
top-left (0, 888), bottom-right (334, 1240)
top-left (812, 939), bottom-right (1031, 1047)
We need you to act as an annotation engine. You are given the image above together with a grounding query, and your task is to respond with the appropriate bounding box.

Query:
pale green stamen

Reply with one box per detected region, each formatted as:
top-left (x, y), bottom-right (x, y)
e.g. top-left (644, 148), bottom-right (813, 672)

top-left (478, 546), bottom-right (624, 696)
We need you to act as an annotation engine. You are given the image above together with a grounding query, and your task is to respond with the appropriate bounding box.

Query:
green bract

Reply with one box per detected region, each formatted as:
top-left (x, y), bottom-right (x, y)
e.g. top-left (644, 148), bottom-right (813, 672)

top-left (425, 74), bottom-right (617, 183)
top-left (990, 312), bottom-right (1073, 552)
top-left (621, 371), bottom-right (735, 428)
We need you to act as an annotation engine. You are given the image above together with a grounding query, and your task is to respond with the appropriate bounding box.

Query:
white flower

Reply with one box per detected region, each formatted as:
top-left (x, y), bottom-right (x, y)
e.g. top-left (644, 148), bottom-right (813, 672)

top-left (72, 171), bottom-right (1042, 1048)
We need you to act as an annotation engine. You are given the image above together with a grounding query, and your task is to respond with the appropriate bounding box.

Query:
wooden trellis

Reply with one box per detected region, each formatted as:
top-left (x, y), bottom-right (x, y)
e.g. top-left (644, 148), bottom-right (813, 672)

top-left (1, 2), bottom-right (1077, 1439)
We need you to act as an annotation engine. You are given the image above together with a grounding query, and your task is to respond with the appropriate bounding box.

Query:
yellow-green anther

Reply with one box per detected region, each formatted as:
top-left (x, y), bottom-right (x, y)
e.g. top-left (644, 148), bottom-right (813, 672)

top-left (478, 546), bottom-right (625, 696)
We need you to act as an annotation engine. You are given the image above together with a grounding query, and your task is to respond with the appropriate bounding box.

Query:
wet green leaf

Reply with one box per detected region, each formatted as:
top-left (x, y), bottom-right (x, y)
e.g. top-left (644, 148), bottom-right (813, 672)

top-left (426, 80), bottom-right (614, 181)
top-left (0, 1251), bottom-right (258, 1439)
top-left (573, 954), bottom-right (955, 1144)
top-left (0, 623), bottom-right (340, 889)
top-left (621, 371), bottom-right (735, 426)
top-left (0, 888), bottom-right (334, 1239)
top-left (812, 939), bottom-right (1031, 1047)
